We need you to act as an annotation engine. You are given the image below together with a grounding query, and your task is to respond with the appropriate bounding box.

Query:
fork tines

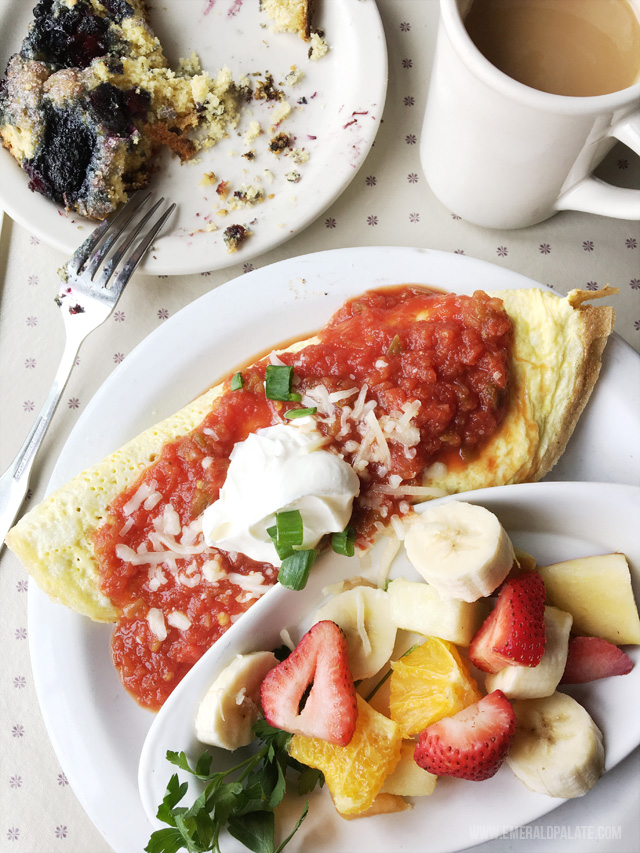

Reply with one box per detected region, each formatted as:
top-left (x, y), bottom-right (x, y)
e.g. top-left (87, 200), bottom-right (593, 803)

top-left (67, 193), bottom-right (176, 289)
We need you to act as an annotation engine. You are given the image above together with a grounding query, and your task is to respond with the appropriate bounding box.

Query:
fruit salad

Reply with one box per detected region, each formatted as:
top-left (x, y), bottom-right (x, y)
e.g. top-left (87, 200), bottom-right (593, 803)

top-left (146, 500), bottom-right (639, 852)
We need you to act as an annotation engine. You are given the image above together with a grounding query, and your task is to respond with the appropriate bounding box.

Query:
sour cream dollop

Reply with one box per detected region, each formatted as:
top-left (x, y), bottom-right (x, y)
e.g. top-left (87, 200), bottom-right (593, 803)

top-left (202, 422), bottom-right (360, 566)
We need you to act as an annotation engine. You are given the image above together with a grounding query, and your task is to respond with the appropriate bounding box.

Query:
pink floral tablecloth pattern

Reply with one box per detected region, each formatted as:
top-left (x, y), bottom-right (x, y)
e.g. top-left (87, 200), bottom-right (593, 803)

top-left (1, 2), bottom-right (639, 852)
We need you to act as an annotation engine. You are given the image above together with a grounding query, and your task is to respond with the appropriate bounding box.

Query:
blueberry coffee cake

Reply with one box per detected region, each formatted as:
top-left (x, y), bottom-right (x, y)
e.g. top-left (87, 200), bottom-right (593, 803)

top-left (260, 0), bottom-right (316, 40)
top-left (0, 0), bottom-right (242, 220)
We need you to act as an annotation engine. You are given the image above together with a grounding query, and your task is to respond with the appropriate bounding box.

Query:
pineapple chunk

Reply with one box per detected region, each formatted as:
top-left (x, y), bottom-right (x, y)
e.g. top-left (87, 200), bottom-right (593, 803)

top-left (503, 548), bottom-right (537, 583)
top-left (388, 578), bottom-right (486, 646)
top-left (537, 553), bottom-right (640, 645)
top-left (381, 740), bottom-right (438, 797)
top-left (338, 793), bottom-right (412, 820)
top-left (514, 548), bottom-right (537, 572)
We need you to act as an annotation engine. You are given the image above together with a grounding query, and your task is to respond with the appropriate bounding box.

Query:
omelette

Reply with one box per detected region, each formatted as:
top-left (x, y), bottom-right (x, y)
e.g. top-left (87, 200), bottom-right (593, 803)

top-left (5, 285), bottom-right (615, 708)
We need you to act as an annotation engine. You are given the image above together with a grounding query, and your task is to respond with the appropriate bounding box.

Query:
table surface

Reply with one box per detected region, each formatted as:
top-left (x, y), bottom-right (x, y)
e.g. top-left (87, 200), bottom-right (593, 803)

top-left (1, 2), bottom-right (639, 852)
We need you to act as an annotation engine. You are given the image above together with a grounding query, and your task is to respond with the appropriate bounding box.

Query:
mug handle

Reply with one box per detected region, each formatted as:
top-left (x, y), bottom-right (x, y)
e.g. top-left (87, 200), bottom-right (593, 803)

top-left (555, 111), bottom-right (640, 220)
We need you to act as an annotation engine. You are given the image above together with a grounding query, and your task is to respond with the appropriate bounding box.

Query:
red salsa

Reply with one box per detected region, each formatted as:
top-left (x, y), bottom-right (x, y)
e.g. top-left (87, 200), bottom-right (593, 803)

top-left (93, 286), bottom-right (513, 709)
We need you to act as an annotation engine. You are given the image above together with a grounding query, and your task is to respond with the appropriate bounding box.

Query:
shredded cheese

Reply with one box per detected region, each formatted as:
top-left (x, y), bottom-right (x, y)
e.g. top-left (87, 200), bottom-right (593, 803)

top-left (143, 491), bottom-right (163, 511)
top-left (280, 628), bottom-right (295, 650)
top-left (424, 461), bottom-right (448, 481)
top-left (146, 608), bottom-right (167, 641)
top-left (147, 565), bottom-right (168, 591)
top-left (227, 571), bottom-right (272, 597)
top-left (157, 504), bottom-right (181, 536)
top-left (167, 611), bottom-right (191, 631)
top-left (176, 571), bottom-right (202, 587)
top-left (351, 384), bottom-right (369, 421)
top-left (123, 480), bottom-right (159, 516)
top-left (202, 556), bottom-right (226, 583)
top-left (328, 387), bottom-right (359, 403)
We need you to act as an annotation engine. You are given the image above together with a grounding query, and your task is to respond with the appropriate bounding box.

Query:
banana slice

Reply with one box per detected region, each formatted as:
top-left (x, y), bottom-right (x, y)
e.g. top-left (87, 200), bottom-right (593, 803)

top-left (507, 692), bottom-right (605, 798)
top-left (404, 501), bottom-right (515, 602)
top-left (485, 606), bottom-right (573, 699)
top-left (195, 651), bottom-right (278, 750)
top-left (312, 586), bottom-right (397, 680)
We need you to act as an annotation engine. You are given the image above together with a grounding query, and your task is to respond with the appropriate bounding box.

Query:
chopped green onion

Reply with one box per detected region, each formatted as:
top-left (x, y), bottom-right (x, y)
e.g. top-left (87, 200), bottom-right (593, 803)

top-left (267, 510), bottom-right (305, 559)
top-left (265, 364), bottom-right (294, 401)
top-left (267, 524), bottom-right (293, 560)
top-left (276, 510), bottom-right (304, 548)
top-left (284, 407), bottom-right (317, 419)
top-left (230, 371), bottom-right (244, 390)
top-left (266, 527), bottom-right (286, 558)
top-left (331, 526), bottom-right (356, 557)
top-left (279, 549), bottom-right (318, 590)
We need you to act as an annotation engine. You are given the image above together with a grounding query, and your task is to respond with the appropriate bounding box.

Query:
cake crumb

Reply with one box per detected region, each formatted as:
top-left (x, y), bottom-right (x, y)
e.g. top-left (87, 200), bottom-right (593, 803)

top-left (269, 131), bottom-right (292, 153)
top-left (309, 31), bottom-right (329, 60)
top-left (243, 120), bottom-right (262, 144)
top-left (269, 100), bottom-right (291, 130)
top-left (288, 147), bottom-right (310, 164)
top-left (230, 185), bottom-right (265, 208)
top-left (223, 224), bottom-right (251, 253)
top-left (284, 65), bottom-right (304, 86)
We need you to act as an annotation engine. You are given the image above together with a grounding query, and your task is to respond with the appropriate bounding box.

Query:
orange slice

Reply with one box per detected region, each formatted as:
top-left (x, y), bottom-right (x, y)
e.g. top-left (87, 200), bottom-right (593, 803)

top-left (288, 695), bottom-right (402, 815)
top-left (389, 637), bottom-right (481, 737)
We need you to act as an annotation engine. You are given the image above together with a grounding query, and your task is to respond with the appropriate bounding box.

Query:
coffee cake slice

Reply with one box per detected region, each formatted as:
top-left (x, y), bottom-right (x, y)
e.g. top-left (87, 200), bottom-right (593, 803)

top-left (0, 0), bottom-right (241, 220)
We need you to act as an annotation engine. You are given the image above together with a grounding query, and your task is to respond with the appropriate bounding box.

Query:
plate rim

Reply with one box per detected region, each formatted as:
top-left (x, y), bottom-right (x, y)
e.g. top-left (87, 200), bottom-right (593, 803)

top-left (26, 245), bottom-right (640, 853)
top-left (137, 480), bottom-right (640, 853)
top-left (0, 0), bottom-right (388, 275)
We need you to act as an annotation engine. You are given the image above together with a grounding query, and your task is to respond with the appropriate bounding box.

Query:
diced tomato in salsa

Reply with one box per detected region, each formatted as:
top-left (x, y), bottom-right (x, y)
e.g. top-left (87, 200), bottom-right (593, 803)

top-left (93, 286), bottom-right (513, 710)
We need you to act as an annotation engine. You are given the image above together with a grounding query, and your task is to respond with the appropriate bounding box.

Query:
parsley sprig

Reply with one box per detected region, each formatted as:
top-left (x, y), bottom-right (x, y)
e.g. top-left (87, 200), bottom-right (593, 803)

top-left (145, 720), bottom-right (324, 853)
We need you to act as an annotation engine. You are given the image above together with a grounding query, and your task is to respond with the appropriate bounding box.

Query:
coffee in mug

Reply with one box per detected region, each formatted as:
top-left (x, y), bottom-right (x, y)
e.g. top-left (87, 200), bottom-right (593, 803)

top-left (420, 0), bottom-right (640, 229)
top-left (464, 0), bottom-right (640, 97)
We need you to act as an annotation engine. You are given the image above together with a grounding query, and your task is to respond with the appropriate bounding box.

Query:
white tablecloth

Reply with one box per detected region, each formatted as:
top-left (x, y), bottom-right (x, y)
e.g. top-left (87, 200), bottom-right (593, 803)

top-left (1, 2), bottom-right (639, 852)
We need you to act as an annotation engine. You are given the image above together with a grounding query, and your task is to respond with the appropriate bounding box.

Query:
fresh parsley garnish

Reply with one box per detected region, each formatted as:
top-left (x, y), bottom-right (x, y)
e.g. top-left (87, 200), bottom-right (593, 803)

top-left (145, 720), bottom-right (323, 853)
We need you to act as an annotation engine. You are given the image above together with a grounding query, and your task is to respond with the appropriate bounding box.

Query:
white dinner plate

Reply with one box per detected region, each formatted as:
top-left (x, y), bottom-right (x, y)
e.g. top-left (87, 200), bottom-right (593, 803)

top-left (28, 247), bottom-right (640, 853)
top-left (0, 0), bottom-right (387, 275)
top-left (137, 481), bottom-right (640, 853)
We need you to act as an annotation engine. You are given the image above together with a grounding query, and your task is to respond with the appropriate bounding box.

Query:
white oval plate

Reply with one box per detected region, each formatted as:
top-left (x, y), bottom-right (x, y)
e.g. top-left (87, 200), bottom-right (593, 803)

top-left (28, 247), bottom-right (640, 853)
top-left (138, 482), bottom-right (640, 853)
top-left (0, 0), bottom-right (387, 275)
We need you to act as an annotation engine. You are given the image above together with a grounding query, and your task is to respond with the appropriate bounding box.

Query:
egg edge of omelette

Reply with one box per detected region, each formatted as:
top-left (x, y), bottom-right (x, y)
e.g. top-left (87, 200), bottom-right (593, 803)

top-left (5, 287), bottom-right (615, 622)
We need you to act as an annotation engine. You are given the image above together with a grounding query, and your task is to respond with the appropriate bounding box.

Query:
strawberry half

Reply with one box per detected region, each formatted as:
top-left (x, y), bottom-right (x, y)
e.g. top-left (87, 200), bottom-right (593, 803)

top-left (561, 635), bottom-right (634, 684)
top-left (414, 690), bottom-right (516, 781)
top-left (260, 620), bottom-right (358, 746)
top-left (469, 571), bottom-right (546, 673)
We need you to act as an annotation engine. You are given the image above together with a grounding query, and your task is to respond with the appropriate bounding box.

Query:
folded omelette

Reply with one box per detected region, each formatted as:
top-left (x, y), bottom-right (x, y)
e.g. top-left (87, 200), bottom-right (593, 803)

top-left (6, 286), bottom-right (615, 629)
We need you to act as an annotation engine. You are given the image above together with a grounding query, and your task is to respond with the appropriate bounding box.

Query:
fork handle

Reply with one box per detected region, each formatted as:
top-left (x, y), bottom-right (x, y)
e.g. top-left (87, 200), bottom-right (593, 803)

top-left (0, 337), bottom-right (80, 548)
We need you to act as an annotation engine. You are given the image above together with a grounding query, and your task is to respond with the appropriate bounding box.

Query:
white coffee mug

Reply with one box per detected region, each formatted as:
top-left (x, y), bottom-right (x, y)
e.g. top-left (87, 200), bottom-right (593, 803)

top-left (420, 0), bottom-right (640, 229)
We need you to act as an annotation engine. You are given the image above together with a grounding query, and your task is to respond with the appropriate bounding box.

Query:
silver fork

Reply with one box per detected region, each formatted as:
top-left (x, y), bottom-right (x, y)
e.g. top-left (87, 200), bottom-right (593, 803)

top-left (0, 193), bottom-right (176, 547)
